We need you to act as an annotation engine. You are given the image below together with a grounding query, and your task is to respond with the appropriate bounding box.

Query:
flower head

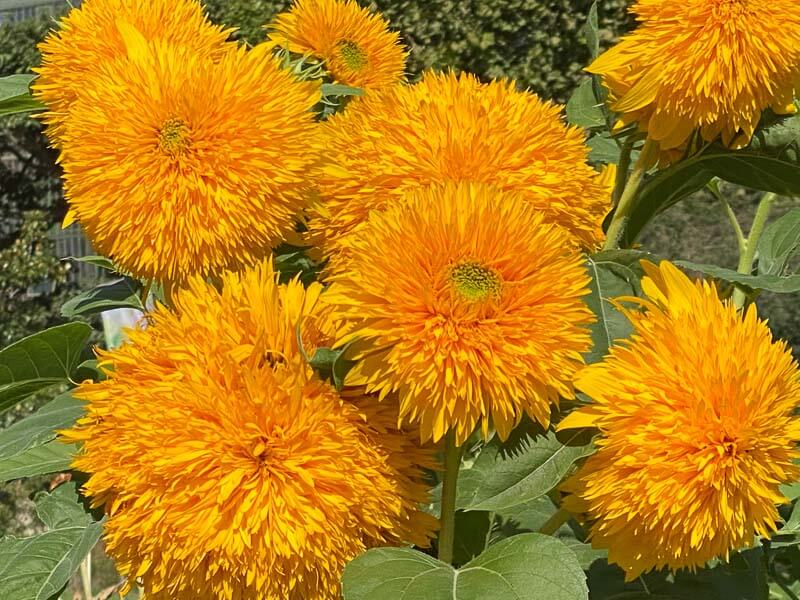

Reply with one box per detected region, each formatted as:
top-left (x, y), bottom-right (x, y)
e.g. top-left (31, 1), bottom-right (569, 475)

top-left (561, 261), bottom-right (800, 579)
top-left (310, 71), bottom-right (610, 267)
top-left (57, 28), bottom-right (320, 285)
top-left (34, 0), bottom-right (232, 146)
top-left (588, 0), bottom-right (800, 150)
top-left (62, 261), bottom-right (436, 600)
top-left (267, 0), bottom-right (407, 90)
top-left (326, 183), bottom-right (595, 444)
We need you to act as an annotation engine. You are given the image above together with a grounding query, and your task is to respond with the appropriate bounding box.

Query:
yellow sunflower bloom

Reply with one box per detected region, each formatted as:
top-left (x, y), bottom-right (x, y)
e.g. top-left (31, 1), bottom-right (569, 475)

top-left (57, 27), bottom-right (320, 285)
top-left (588, 0), bottom-right (800, 150)
top-left (326, 183), bottom-right (595, 444)
top-left (310, 71), bottom-right (610, 269)
top-left (560, 260), bottom-right (800, 579)
top-left (34, 0), bottom-right (232, 146)
top-left (267, 0), bottom-right (407, 91)
top-left (61, 261), bottom-right (436, 600)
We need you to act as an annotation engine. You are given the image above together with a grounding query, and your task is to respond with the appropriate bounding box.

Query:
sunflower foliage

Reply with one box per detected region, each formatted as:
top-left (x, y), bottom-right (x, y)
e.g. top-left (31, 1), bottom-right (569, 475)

top-left (3, 0), bottom-right (800, 599)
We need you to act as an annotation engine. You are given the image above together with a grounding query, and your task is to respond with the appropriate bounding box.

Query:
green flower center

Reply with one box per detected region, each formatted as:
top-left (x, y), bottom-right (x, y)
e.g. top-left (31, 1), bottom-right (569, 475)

top-left (158, 118), bottom-right (190, 157)
top-left (450, 262), bottom-right (501, 302)
top-left (337, 40), bottom-right (368, 71)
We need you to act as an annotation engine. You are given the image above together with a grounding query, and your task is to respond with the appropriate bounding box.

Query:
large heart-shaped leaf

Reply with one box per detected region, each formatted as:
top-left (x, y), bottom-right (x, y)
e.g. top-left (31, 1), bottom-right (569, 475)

top-left (0, 393), bottom-right (84, 462)
top-left (0, 482), bottom-right (102, 599)
top-left (757, 208), bottom-right (800, 276)
top-left (61, 278), bottom-right (143, 318)
top-left (455, 430), bottom-right (594, 513)
top-left (0, 441), bottom-right (77, 482)
top-left (343, 534), bottom-right (588, 600)
top-left (0, 323), bottom-right (93, 413)
top-left (0, 74), bottom-right (44, 116)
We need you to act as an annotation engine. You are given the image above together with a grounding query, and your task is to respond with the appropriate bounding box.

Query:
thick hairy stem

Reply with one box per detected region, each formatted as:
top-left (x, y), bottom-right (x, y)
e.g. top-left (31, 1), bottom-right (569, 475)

top-left (438, 431), bottom-right (462, 564)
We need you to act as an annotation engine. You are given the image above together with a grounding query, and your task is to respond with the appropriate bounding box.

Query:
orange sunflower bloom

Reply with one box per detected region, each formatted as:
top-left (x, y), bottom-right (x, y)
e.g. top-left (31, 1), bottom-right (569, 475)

top-left (588, 0), bottom-right (800, 150)
top-left (326, 183), bottom-right (595, 444)
top-left (57, 27), bottom-right (320, 285)
top-left (267, 0), bottom-right (407, 90)
top-left (34, 0), bottom-right (232, 146)
top-left (310, 71), bottom-right (610, 269)
top-left (61, 261), bottom-right (436, 600)
top-left (561, 261), bottom-right (800, 579)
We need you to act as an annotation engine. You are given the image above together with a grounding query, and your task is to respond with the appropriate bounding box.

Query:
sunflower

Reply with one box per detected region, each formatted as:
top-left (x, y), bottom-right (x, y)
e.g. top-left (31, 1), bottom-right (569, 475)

top-left (310, 71), bottom-right (610, 268)
top-left (326, 182), bottom-right (595, 444)
top-left (61, 261), bottom-right (436, 600)
top-left (588, 0), bottom-right (800, 150)
top-left (34, 0), bottom-right (232, 147)
top-left (267, 0), bottom-right (407, 91)
top-left (560, 261), bottom-right (800, 579)
top-left (57, 27), bottom-right (320, 285)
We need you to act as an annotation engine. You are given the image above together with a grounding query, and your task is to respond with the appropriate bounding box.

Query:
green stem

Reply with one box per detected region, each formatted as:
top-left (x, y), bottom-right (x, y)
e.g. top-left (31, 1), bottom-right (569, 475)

top-left (80, 554), bottom-right (92, 600)
top-left (438, 431), bottom-right (462, 565)
top-left (612, 138), bottom-right (635, 206)
top-left (140, 279), bottom-right (153, 309)
top-left (538, 507), bottom-right (571, 536)
top-left (733, 192), bottom-right (777, 309)
top-left (603, 139), bottom-right (658, 250)
top-left (707, 180), bottom-right (745, 257)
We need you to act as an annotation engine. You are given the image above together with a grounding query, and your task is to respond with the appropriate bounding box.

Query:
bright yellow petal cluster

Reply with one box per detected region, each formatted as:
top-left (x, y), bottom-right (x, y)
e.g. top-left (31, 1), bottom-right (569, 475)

top-left (267, 0), bottom-right (407, 91)
top-left (61, 261), bottom-right (437, 600)
top-left (34, 0), bottom-right (232, 146)
top-left (326, 182), bottom-right (595, 444)
top-left (310, 71), bottom-right (611, 268)
top-left (561, 261), bottom-right (800, 579)
top-left (589, 0), bottom-right (800, 150)
top-left (57, 28), bottom-right (320, 285)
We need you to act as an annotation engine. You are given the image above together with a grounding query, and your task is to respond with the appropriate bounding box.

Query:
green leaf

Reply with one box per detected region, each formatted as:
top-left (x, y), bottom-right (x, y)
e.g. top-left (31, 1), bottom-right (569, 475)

top-left (566, 78), bottom-right (605, 129)
top-left (0, 323), bottom-right (93, 413)
top-left (61, 277), bottom-right (144, 318)
top-left (0, 441), bottom-right (76, 482)
top-left (588, 134), bottom-right (621, 164)
top-left (624, 160), bottom-right (714, 247)
top-left (676, 260), bottom-right (800, 294)
top-left (455, 430), bottom-right (594, 512)
top-left (451, 511), bottom-right (493, 567)
top-left (0, 392), bottom-right (83, 461)
top-left (66, 255), bottom-right (117, 271)
top-left (584, 251), bottom-right (650, 362)
top-left (0, 74), bottom-right (44, 117)
top-left (273, 244), bottom-right (321, 285)
top-left (584, 1), bottom-right (600, 59)
top-left (342, 534), bottom-right (588, 600)
top-left (0, 482), bottom-right (102, 600)
top-left (320, 83), bottom-right (364, 97)
top-left (704, 152), bottom-right (800, 197)
top-left (710, 548), bottom-right (768, 600)
top-left (308, 346), bottom-right (356, 391)
top-left (757, 208), bottom-right (800, 276)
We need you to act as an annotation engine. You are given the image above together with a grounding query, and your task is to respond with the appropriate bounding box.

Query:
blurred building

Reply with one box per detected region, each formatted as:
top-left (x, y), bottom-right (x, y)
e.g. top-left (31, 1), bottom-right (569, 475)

top-left (0, 0), bottom-right (76, 25)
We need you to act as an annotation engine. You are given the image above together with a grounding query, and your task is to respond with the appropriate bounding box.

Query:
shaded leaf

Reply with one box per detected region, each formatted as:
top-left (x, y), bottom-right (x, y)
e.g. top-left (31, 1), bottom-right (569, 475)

top-left (66, 255), bottom-right (116, 271)
top-left (273, 244), bottom-right (321, 285)
top-left (451, 510), bottom-right (493, 567)
top-left (584, 1), bottom-right (600, 59)
top-left (343, 534), bottom-right (587, 600)
top-left (710, 547), bottom-right (768, 600)
top-left (320, 83), bottom-right (364, 97)
top-left (566, 78), bottom-right (605, 129)
top-left (0, 392), bottom-right (83, 461)
top-left (677, 260), bottom-right (800, 294)
top-left (0, 441), bottom-right (76, 482)
top-left (61, 278), bottom-right (143, 318)
top-left (0, 323), bottom-right (92, 413)
top-left (757, 208), bottom-right (800, 276)
top-left (308, 347), bottom-right (356, 392)
top-left (455, 430), bottom-right (594, 512)
top-left (0, 482), bottom-right (102, 600)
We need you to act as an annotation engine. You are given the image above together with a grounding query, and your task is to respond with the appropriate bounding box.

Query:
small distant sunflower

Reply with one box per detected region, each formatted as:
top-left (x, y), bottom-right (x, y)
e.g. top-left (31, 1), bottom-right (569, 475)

top-left (61, 260), bottom-right (436, 600)
top-left (310, 71), bottom-right (610, 268)
top-left (34, 0), bottom-right (232, 146)
top-left (588, 0), bottom-right (800, 150)
top-left (560, 261), bottom-right (800, 579)
top-left (58, 30), bottom-right (320, 285)
top-left (326, 183), bottom-right (595, 444)
top-left (267, 0), bottom-right (406, 91)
